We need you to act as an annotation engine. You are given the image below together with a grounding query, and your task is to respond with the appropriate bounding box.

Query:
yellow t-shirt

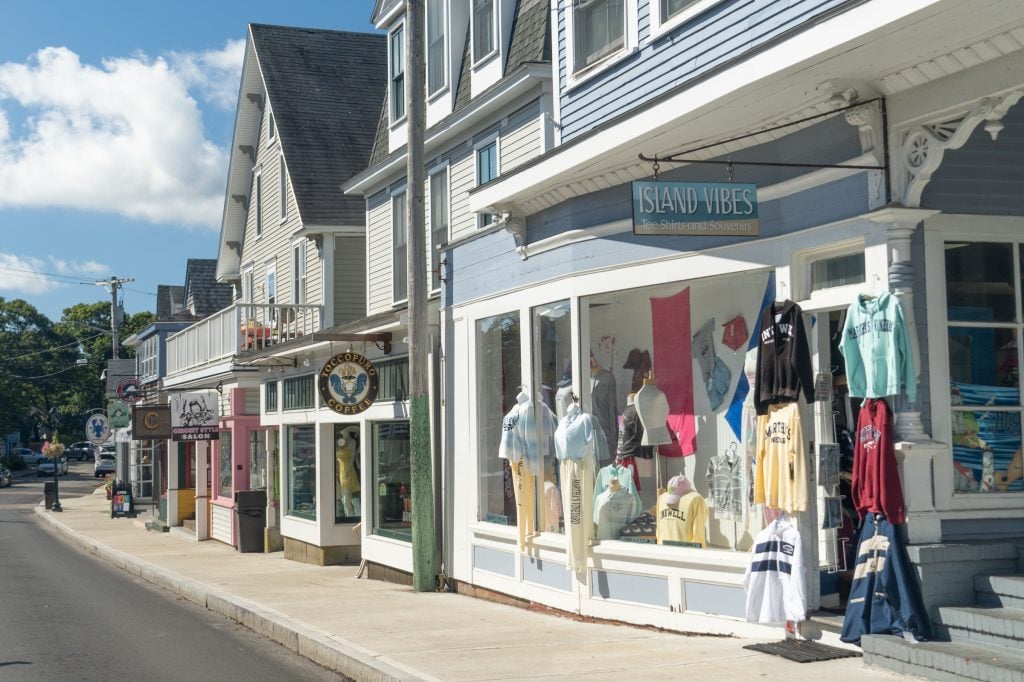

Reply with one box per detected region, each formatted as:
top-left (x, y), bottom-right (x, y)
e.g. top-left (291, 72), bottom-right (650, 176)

top-left (754, 402), bottom-right (807, 513)
top-left (656, 491), bottom-right (708, 547)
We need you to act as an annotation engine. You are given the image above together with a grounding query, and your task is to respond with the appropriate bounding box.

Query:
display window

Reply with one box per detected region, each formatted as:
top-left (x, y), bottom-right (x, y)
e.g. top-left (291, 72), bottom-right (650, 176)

top-left (476, 311), bottom-right (521, 526)
top-left (372, 421), bottom-right (411, 540)
top-left (249, 430), bottom-right (267, 490)
top-left (945, 241), bottom-right (1024, 493)
top-left (287, 425), bottom-right (316, 519)
top-left (218, 431), bottom-right (232, 499)
top-left (334, 424), bottom-right (361, 523)
top-left (533, 300), bottom-right (572, 534)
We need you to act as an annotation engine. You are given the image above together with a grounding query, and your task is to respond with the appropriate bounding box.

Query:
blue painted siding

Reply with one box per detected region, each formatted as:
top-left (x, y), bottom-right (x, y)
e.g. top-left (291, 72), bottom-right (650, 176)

top-left (591, 569), bottom-right (669, 607)
top-left (522, 556), bottom-right (573, 592)
top-left (683, 581), bottom-right (746, 617)
top-left (448, 172), bottom-right (868, 306)
top-left (558, 0), bottom-right (855, 141)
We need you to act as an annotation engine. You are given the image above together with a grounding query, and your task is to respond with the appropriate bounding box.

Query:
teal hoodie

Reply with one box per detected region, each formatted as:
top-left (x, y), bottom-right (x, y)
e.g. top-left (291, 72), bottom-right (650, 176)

top-left (839, 292), bottom-right (916, 402)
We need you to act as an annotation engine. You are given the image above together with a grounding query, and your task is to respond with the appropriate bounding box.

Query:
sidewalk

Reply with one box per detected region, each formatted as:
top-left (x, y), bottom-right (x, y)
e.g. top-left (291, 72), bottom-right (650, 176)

top-left (34, 489), bottom-right (909, 682)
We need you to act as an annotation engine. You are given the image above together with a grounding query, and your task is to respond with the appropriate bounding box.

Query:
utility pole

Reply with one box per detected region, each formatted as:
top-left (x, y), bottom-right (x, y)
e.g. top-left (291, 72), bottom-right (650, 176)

top-left (95, 277), bottom-right (133, 359)
top-left (406, 0), bottom-right (437, 592)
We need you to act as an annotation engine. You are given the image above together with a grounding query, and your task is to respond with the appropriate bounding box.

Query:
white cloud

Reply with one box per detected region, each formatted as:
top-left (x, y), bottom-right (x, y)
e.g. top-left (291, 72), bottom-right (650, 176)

top-left (0, 41), bottom-right (245, 228)
top-left (0, 252), bottom-right (109, 293)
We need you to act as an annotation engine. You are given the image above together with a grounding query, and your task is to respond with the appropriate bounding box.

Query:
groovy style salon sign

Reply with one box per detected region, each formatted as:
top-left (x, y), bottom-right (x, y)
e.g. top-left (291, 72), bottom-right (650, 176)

top-left (632, 181), bottom-right (759, 237)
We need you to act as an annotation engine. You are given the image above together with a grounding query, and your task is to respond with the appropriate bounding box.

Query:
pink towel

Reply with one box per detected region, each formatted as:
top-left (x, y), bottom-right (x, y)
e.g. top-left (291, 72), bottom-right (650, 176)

top-left (650, 287), bottom-right (696, 456)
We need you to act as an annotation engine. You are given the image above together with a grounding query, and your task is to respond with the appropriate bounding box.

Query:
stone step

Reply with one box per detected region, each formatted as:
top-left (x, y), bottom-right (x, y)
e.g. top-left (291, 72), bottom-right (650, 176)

top-left (939, 605), bottom-right (1024, 651)
top-left (976, 575), bottom-right (1024, 609)
top-left (862, 634), bottom-right (1024, 682)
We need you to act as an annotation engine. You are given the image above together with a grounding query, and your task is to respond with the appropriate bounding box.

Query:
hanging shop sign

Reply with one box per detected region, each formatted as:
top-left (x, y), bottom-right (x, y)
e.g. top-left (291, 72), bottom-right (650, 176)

top-left (632, 181), bottom-right (759, 237)
top-left (86, 413), bottom-right (111, 444)
top-left (116, 377), bottom-right (143, 403)
top-left (107, 399), bottom-right (131, 428)
top-left (319, 351), bottom-right (379, 415)
top-left (169, 391), bottom-right (220, 441)
top-left (132, 404), bottom-right (172, 440)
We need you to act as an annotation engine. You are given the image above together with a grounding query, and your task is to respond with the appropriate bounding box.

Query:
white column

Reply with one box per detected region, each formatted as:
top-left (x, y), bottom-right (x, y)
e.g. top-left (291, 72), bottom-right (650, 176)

top-left (167, 440), bottom-right (179, 526)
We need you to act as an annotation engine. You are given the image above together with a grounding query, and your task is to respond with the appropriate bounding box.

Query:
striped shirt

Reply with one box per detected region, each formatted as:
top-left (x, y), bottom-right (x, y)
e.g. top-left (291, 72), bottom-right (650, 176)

top-left (705, 449), bottom-right (743, 519)
top-left (744, 519), bottom-right (806, 624)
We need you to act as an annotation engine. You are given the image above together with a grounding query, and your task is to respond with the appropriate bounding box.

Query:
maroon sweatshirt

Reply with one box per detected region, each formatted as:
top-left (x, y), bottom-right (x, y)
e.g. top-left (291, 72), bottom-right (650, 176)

top-left (852, 398), bottom-right (905, 525)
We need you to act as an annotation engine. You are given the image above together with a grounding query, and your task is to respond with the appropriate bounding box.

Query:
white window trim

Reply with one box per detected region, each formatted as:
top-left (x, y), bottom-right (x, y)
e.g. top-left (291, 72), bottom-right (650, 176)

top-left (791, 237), bottom-right (874, 306)
top-left (474, 132), bottom-right (500, 229)
top-left (563, 0), bottom-right (639, 91)
top-left (241, 263), bottom-right (255, 303)
top-left (470, 0), bottom-right (498, 68)
top-left (923, 214), bottom-right (1024, 513)
top-left (426, 0), bottom-right (449, 100)
top-left (391, 189), bottom-right (409, 305)
top-left (649, 0), bottom-right (725, 42)
top-left (428, 162), bottom-right (451, 295)
top-left (253, 166), bottom-right (263, 238)
top-left (389, 22), bottom-right (408, 127)
top-left (279, 153), bottom-right (288, 223)
top-left (292, 238), bottom-right (307, 305)
top-left (268, 109), bottom-right (276, 144)
top-left (265, 257), bottom-right (278, 312)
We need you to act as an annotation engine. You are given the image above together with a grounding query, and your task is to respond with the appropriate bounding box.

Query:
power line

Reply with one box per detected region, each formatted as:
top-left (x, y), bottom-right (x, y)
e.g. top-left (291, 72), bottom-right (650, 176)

top-left (8, 364), bottom-right (86, 380)
top-left (0, 265), bottom-right (105, 284)
top-left (0, 333), bottom-right (105, 364)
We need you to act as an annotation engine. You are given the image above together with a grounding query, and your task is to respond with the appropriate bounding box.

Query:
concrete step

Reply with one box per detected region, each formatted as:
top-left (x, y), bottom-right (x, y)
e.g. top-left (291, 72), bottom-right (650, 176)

top-left (939, 605), bottom-right (1024, 651)
top-left (862, 634), bottom-right (1024, 682)
top-left (169, 525), bottom-right (196, 543)
top-left (976, 575), bottom-right (1024, 609)
top-left (182, 518), bottom-right (196, 531)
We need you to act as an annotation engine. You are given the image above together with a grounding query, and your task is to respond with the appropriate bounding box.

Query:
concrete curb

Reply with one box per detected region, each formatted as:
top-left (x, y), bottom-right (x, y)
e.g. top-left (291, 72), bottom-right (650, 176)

top-left (33, 507), bottom-right (426, 682)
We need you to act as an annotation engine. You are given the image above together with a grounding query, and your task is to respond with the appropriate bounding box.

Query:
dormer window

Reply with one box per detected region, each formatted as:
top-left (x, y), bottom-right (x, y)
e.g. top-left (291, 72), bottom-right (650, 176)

top-left (573, 0), bottom-right (625, 73)
top-left (427, 0), bottom-right (447, 95)
top-left (390, 26), bottom-right (406, 122)
top-left (472, 0), bottom-right (495, 63)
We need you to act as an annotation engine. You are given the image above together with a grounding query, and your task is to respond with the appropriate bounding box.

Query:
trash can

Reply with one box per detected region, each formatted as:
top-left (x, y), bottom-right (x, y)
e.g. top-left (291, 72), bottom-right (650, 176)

top-left (234, 489), bottom-right (267, 553)
top-left (44, 481), bottom-right (57, 509)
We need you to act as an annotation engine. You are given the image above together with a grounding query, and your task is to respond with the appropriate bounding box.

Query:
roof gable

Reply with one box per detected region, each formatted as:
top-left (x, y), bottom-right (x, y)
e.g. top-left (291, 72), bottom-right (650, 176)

top-left (183, 259), bottom-right (234, 317)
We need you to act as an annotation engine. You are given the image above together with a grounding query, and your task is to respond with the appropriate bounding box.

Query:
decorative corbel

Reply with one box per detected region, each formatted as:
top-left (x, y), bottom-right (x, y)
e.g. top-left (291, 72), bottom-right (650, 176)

top-left (225, 240), bottom-right (242, 256)
top-left (231, 194), bottom-right (249, 211)
top-left (844, 101), bottom-right (886, 208)
top-left (238, 144), bottom-right (255, 164)
top-left (245, 93), bottom-right (264, 109)
top-left (498, 211), bottom-right (528, 260)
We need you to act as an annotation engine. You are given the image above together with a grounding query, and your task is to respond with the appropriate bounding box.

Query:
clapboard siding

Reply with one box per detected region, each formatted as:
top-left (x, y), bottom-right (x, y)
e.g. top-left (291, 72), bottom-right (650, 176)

top-left (333, 235), bottom-right (367, 324)
top-left (449, 148), bottom-right (477, 240)
top-left (557, 0), bottom-right (854, 141)
top-left (500, 101), bottom-right (543, 173)
top-left (211, 503), bottom-right (234, 546)
top-left (367, 195), bottom-right (394, 315)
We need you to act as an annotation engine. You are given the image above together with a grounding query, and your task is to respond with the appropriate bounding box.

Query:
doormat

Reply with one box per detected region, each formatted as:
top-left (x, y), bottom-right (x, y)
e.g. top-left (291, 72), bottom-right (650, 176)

top-left (742, 639), bottom-right (861, 663)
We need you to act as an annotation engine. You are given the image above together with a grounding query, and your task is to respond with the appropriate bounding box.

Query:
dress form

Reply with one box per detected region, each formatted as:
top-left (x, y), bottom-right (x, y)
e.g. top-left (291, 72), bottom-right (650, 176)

top-left (635, 372), bottom-right (672, 445)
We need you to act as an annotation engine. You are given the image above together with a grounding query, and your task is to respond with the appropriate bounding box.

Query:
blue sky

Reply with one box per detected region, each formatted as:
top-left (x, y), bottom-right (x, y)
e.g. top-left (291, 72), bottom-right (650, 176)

top-left (0, 0), bottom-right (378, 320)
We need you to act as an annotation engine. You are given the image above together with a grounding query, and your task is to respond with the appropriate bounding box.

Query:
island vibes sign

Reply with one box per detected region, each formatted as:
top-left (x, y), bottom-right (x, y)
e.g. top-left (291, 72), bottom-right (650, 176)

top-left (632, 180), bottom-right (759, 236)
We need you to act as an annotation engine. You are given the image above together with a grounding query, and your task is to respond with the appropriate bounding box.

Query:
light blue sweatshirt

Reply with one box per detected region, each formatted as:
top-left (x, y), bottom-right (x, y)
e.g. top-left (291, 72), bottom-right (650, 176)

top-left (839, 292), bottom-right (916, 402)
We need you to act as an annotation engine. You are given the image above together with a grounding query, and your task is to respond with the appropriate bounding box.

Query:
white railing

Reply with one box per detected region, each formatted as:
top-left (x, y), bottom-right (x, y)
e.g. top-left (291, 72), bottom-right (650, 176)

top-left (166, 303), bottom-right (323, 375)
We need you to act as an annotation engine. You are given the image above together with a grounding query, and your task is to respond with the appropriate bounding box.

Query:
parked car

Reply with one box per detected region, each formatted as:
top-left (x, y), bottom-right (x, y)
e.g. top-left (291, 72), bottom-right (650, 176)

top-left (94, 452), bottom-right (116, 478)
top-left (66, 441), bottom-right (96, 461)
top-left (13, 448), bottom-right (46, 466)
top-left (0, 464), bottom-right (11, 487)
top-left (38, 455), bottom-right (69, 477)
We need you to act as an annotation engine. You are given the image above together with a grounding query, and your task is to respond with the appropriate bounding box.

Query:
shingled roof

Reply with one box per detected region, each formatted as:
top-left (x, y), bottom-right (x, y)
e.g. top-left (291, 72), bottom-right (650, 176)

top-left (250, 24), bottom-right (387, 227)
top-left (156, 285), bottom-right (185, 321)
top-left (183, 259), bottom-right (234, 318)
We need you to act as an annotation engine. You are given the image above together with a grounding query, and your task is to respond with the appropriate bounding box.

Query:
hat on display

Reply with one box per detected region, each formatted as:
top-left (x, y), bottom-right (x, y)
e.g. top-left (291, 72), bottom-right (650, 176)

top-left (663, 474), bottom-right (693, 505)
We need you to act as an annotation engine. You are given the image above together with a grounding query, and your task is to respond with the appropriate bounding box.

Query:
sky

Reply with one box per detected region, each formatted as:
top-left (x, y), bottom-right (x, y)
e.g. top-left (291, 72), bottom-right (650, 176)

top-left (0, 0), bottom-right (379, 321)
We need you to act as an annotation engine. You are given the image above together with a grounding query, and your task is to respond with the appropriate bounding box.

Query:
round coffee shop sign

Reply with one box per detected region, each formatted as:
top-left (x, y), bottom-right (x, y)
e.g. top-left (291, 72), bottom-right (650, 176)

top-left (318, 352), bottom-right (379, 415)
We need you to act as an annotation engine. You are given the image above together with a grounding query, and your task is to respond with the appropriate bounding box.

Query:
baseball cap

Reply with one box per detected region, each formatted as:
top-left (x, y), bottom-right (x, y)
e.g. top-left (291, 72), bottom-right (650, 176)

top-left (664, 474), bottom-right (693, 505)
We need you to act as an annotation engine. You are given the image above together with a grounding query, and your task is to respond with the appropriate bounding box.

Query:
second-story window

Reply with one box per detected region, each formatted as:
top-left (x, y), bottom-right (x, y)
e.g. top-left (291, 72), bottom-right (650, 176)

top-left (254, 169), bottom-right (263, 237)
top-left (393, 192), bottom-right (408, 301)
top-left (472, 0), bottom-right (495, 63)
top-left (279, 154), bottom-right (288, 221)
top-left (573, 0), bottom-right (625, 73)
top-left (268, 110), bottom-right (276, 143)
top-left (293, 240), bottom-right (307, 305)
top-left (476, 139), bottom-right (498, 228)
top-left (266, 259), bottom-right (277, 307)
top-left (390, 26), bottom-right (405, 122)
top-left (430, 168), bottom-right (448, 291)
top-left (427, 0), bottom-right (447, 95)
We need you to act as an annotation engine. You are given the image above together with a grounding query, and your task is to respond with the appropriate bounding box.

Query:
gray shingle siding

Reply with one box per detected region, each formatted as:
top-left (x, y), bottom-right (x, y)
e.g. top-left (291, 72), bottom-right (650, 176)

top-left (505, 0), bottom-right (550, 75)
top-left (183, 259), bottom-right (234, 317)
top-left (250, 24), bottom-right (387, 227)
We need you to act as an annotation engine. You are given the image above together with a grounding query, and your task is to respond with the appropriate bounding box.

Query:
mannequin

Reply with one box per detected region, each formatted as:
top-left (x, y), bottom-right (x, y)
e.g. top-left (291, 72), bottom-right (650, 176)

top-left (589, 352), bottom-right (618, 461)
top-left (594, 474), bottom-right (638, 540)
top-left (336, 430), bottom-right (360, 518)
top-left (555, 369), bottom-right (574, 421)
top-left (635, 372), bottom-right (672, 445)
top-left (554, 401), bottom-right (602, 576)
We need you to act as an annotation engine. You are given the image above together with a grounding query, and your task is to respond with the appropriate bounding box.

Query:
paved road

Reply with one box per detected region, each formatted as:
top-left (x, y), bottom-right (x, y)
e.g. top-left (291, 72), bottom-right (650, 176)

top-left (0, 461), bottom-right (343, 681)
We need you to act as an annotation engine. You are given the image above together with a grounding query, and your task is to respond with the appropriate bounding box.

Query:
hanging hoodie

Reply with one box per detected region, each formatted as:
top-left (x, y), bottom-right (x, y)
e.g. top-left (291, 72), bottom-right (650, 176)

top-left (852, 398), bottom-right (905, 525)
top-left (754, 300), bottom-right (814, 416)
top-left (839, 292), bottom-right (916, 402)
top-left (840, 513), bottom-right (932, 645)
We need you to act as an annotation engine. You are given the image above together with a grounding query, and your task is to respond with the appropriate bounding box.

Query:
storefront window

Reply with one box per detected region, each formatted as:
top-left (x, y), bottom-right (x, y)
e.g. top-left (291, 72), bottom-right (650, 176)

top-left (372, 421), bottom-right (411, 540)
top-left (334, 424), bottom-right (361, 523)
top-left (477, 311), bottom-right (521, 525)
top-left (287, 425), bottom-right (316, 519)
top-left (581, 270), bottom-right (772, 548)
top-left (533, 300), bottom-right (572, 534)
top-left (249, 430), bottom-right (267, 490)
top-left (218, 431), bottom-right (232, 499)
top-left (946, 241), bottom-right (1024, 493)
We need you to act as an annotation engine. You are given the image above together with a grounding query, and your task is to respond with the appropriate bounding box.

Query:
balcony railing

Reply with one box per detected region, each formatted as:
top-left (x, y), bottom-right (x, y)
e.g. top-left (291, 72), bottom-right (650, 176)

top-left (166, 303), bottom-right (323, 375)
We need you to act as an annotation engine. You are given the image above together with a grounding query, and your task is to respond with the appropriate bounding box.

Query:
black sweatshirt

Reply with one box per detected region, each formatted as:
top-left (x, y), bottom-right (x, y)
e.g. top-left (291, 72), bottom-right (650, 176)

top-left (754, 300), bottom-right (814, 415)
